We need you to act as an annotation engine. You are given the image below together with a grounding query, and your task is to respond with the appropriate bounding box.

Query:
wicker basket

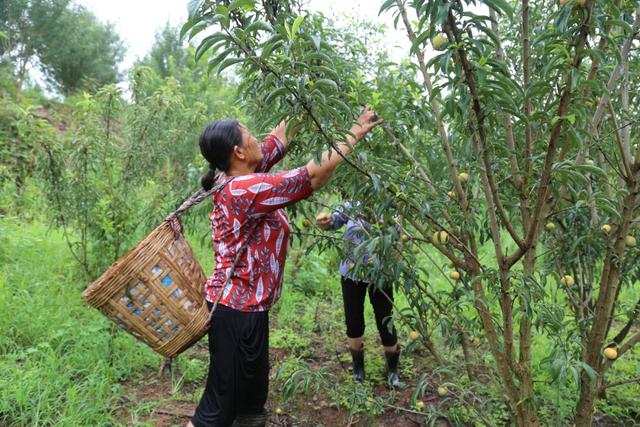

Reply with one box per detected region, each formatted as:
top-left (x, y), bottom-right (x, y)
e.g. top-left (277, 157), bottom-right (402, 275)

top-left (82, 216), bottom-right (209, 358)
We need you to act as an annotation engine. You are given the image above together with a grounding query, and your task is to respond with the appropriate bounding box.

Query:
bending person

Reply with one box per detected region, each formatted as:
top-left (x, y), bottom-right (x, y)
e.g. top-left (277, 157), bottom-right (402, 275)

top-left (316, 203), bottom-right (400, 386)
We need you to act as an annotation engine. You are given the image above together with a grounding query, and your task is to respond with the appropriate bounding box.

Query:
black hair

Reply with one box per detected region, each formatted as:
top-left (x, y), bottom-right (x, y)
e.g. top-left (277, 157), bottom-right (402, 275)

top-left (199, 119), bottom-right (243, 190)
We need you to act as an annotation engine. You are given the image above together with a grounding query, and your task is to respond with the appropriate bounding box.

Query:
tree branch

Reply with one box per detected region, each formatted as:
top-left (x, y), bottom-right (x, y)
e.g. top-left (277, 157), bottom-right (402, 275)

top-left (446, 11), bottom-right (525, 252)
top-left (606, 98), bottom-right (633, 180)
top-left (522, 0), bottom-right (533, 186)
top-left (603, 377), bottom-right (640, 390)
top-left (395, 0), bottom-right (470, 214)
top-left (489, 9), bottom-right (523, 193)
top-left (523, 5), bottom-right (595, 253)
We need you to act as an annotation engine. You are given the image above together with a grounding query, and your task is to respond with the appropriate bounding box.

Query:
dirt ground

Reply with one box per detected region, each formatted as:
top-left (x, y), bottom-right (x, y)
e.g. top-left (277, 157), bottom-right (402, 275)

top-left (118, 338), bottom-right (452, 427)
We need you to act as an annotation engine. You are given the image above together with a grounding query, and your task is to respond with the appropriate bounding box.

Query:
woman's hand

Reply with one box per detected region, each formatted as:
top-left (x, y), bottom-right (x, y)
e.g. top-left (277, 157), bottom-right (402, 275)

top-left (350, 107), bottom-right (383, 142)
top-left (316, 212), bottom-right (332, 230)
top-left (271, 116), bottom-right (304, 148)
top-left (305, 107), bottom-right (382, 190)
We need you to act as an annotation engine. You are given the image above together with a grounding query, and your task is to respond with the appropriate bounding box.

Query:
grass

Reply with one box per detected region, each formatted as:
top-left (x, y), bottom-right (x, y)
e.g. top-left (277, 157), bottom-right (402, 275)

top-left (1, 215), bottom-right (638, 426)
top-left (0, 217), bottom-right (160, 426)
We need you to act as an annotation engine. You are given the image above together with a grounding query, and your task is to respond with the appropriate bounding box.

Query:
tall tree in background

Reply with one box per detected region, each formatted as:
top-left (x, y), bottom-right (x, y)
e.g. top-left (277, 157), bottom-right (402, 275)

top-left (0, 0), bottom-right (70, 91)
top-left (37, 4), bottom-right (124, 95)
top-left (0, 0), bottom-right (124, 95)
top-left (139, 23), bottom-right (189, 79)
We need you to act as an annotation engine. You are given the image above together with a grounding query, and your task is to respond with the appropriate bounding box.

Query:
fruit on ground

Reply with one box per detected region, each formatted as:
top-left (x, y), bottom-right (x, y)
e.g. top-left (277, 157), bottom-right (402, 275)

top-left (275, 407), bottom-right (283, 415)
top-left (625, 235), bottom-right (636, 247)
top-left (437, 386), bottom-right (448, 397)
top-left (585, 159), bottom-right (594, 165)
top-left (448, 191), bottom-right (456, 198)
top-left (561, 275), bottom-right (574, 286)
top-left (604, 347), bottom-right (618, 360)
top-left (303, 219), bottom-right (311, 227)
top-left (432, 34), bottom-right (447, 50)
top-left (601, 224), bottom-right (611, 234)
top-left (450, 271), bottom-right (460, 281)
top-left (546, 222), bottom-right (556, 231)
top-left (458, 172), bottom-right (469, 183)
top-left (447, 260), bottom-right (454, 268)
top-left (415, 400), bottom-right (425, 409)
top-left (401, 234), bottom-right (409, 242)
top-left (433, 230), bottom-right (449, 244)
top-left (410, 330), bottom-right (420, 340)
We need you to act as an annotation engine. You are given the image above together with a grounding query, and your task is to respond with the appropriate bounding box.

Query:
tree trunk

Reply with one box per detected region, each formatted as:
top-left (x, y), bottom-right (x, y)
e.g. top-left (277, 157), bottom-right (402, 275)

top-left (518, 251), bottom-right (539, 426)
top-left (575, 380), bottom-right (597, 427)
top-left (575, 178), bottom-right (638, 425)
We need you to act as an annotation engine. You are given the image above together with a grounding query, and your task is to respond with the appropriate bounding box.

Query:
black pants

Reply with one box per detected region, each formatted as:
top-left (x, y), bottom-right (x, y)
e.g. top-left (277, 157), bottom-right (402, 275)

top-left (191, 303), bottom-right (269, 427)
top-left (341, 277), bottom-right (398, 347)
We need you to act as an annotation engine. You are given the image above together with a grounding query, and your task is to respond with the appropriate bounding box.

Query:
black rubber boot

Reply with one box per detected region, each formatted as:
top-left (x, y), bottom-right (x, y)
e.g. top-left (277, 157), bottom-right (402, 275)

top-left (232, 409), bottom-right (267, 427)
top-left (349, 346), bottom-right (365, 383)
top-left (384, 348), bottom-right (400, 387)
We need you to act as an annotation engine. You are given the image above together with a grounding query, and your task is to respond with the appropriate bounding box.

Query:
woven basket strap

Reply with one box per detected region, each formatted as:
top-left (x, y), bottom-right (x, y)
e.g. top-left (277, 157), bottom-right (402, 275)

top-left (207, 221), bottom-right (259, 324)
top-left (164, 175), bottom-right (233, 235)
top-left (165, 176), bottom-right (229, 222)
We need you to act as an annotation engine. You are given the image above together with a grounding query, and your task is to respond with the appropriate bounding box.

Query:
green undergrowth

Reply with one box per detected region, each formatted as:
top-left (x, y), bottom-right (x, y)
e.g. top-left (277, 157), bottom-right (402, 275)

top-left (0, 217), bottom-right (160, 426)
top-left (1, 218), bottom-right (638, 426)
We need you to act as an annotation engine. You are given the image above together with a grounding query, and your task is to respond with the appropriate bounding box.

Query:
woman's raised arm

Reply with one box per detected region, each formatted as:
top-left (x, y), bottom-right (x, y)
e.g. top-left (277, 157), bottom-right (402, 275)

top-left (306, 108), bottom-right (382, 190)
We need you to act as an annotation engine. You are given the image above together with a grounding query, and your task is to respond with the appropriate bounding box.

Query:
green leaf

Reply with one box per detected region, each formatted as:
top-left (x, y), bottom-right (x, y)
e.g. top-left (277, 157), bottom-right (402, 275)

top-left (245, 20), bottom-right (272, 34)
top-left (284, 22), bottom-right (292, 40)
top-left (578, 362), bottom-right (598, 383)
top-left (311, 35), bottom-right (321, 51)
top-left (482, 0), bottom-right (514, 18)
top-left (606, 19), bottom-right (632, 33)
top-left (180, 19), bottom-right (196, 40)
top-left (475, 22), bottom-right (502, 48)
top-left (291, 15), bottom-right (305, 39)
top-left (187, 0), bottom-right (205, 18)
top-left (264, 87), bottom-right (290, 104)
top-left (598, 198), bottom-right (622, 221)
top-left (378, 0), bottom-right (396, 15)
top-left (260, 39), bottom-right (284, 59)
top-left (206, 47), bottom-right (235, 73)
top-left (228, 0), bottom-right (255, 13)
top-left (411, 30), bottom-right (431, 55)
top-left (434, 2), bottom-right (452, 26)
top-left (216, 57), bottom-right (244, 73)
top-left (574, 164), bottom-right (607, 179)
top-left (195, 33), bottom-right (229, 62)
top-left (315, 65), bottom-right (339, 80)
top-left (187, 21), bottom-right (209, 41)
top-left (314, 78), bottom-right (338, 92)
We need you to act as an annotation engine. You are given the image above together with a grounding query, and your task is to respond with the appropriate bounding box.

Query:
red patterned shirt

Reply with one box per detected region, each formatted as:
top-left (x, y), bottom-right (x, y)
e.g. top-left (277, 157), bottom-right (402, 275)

top-left (204, 135), bottom-right (313, 312)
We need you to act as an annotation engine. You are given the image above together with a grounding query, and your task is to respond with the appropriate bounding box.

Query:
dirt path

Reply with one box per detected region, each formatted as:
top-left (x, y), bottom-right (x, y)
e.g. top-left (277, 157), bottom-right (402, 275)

top-left (118, 335), bottom-right (449, 426)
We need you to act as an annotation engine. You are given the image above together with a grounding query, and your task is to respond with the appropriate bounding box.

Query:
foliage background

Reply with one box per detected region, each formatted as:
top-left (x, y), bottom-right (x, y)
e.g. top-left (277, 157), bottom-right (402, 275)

top-left (1, 0), bottom-right (640, 425)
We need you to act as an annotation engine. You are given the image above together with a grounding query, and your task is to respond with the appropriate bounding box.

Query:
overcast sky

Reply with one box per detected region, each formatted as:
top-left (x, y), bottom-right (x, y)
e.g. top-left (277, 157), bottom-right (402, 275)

top-left (75, 0), bottom-right (411, 72)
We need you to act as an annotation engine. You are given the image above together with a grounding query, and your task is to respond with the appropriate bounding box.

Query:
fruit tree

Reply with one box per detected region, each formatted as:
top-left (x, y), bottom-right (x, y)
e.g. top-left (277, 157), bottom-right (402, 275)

top-left (183, 0), bottom-right (640, 425)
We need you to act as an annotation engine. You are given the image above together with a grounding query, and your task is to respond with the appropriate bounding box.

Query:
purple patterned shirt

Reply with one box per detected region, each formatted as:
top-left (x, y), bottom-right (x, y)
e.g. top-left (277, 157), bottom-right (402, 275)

top-left (326, 202), bottom-right (376, 283)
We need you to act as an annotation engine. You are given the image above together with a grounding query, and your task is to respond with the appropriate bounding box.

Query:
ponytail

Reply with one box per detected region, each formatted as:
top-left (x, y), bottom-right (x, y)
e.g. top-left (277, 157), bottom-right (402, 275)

top-left (198, 119), bottom-right (242, 190)
top-left (201, 164), bottom-right (217, 191)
